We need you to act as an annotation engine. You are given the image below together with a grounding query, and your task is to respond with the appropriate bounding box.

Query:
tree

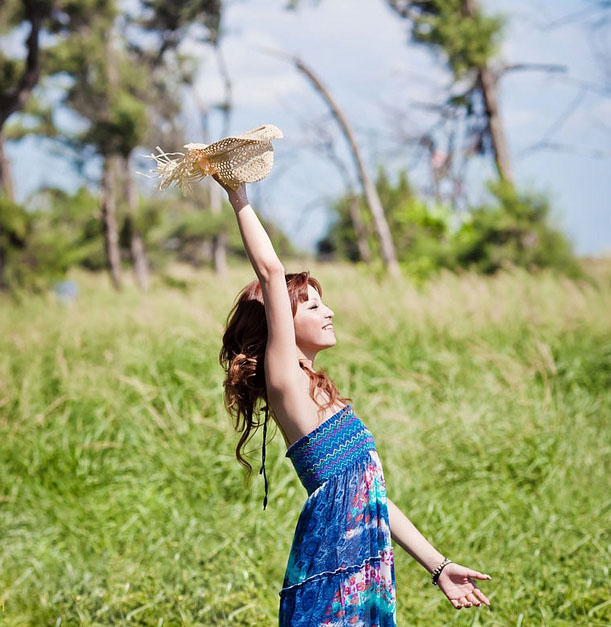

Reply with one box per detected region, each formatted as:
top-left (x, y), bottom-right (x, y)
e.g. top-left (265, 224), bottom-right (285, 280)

top-left (320, 167), bottom-right (454, 277)
top-left (129, 0), bottom-right (226, 274)
top-left (322, 169), bottom-right (579, 277)
top-left (41, 2), bottom-right (149, 289)
top-left (263, 50), bottom-right (400, 275)
top-left (387, 0), bottom-right (513, 182)
top-left (0, 1), bottom-right (113, 196)
top-left (452, 180), bottom-right (580, 275)
top-left (0, 0), bottom-right (111, 286)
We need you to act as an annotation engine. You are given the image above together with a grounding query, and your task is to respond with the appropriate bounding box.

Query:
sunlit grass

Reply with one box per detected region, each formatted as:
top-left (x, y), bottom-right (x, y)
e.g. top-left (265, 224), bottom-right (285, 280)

top-left (1, 262), bottom-right (609, 625)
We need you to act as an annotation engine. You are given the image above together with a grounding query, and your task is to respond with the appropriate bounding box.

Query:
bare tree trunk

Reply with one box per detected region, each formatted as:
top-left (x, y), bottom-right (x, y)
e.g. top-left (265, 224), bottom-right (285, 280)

top-left (293, 57), bottom-right (400, 275)
top-left (0, 132), bottom-right (15, 202)
top-left (478, 66), bottom-right (513, 182)
top-left (99, 27), bottom-right (122, 290)
top-left (347, 194), bottom-right (371, 263)
top-left (125, 153), bottom-right (150, 291)
top-left (194, 43), bottom-right (232, 275)
top-left (100, 156), bottom-right (122, 290)
top-left (210, 43), bottom-right (231, 275)
top-left (463, 0), bottom-right (514, 182)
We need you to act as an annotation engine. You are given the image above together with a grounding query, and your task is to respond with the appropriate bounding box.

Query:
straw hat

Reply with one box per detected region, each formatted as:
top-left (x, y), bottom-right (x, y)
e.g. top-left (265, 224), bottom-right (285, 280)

top-left (145, 124), bottom-right (283, 195)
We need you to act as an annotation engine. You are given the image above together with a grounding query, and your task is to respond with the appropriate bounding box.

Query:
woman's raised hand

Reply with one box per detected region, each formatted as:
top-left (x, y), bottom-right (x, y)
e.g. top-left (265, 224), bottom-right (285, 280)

top-left (210, 173), bottom-right (248, 209)
top-left (436, 562), bottom-right (492, 610)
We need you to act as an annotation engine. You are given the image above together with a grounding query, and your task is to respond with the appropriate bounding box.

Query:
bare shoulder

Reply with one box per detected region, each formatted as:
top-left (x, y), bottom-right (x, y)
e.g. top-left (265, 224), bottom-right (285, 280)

top-left (267, 369), bottom-right (347, 449)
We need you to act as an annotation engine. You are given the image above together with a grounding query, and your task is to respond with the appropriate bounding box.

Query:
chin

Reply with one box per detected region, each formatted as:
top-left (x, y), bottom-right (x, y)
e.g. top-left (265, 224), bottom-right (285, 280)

top-left (322, 337), bottom-right (337, 349)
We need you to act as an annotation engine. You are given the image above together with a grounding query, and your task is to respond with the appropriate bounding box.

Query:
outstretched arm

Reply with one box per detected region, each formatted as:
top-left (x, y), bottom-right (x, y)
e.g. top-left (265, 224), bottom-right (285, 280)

top-left (216, 179), bottom-right (283, 282)
top-left (212, 177), bottom-right (308, 410)
top-left (386, 496), bottom-right (492, 610)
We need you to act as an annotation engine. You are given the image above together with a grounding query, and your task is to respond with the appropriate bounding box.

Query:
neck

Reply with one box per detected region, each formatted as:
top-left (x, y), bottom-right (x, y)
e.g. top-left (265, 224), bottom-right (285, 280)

top-left (297, 347), bottom-right (318, 371)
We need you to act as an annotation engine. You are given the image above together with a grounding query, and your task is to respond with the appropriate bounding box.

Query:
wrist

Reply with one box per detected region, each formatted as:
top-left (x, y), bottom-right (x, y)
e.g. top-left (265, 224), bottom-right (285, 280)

top-left (232, 200), bottom-right (250, 213)
top-left (423, 551), bottom-right (446, 574)
top-left (431, 557), bottom-right (452, 585)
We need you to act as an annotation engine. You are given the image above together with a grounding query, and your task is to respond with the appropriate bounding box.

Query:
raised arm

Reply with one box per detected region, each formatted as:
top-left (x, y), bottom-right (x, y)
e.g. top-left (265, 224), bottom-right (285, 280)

top-left (213, 177), bottom-right (305, 402)
top-left (386, 496), bottom-right (492, 610)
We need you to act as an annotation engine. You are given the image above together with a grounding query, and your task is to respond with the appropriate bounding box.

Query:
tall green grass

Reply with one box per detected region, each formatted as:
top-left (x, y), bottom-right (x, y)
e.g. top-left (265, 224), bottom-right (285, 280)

top-left (1, 263), bottom-right (609, 626)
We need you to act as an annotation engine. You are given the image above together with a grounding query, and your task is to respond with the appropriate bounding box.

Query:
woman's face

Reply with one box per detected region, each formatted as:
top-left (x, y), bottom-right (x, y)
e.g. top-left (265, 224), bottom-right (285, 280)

top-left (293, 284), bottom-right (336, 354)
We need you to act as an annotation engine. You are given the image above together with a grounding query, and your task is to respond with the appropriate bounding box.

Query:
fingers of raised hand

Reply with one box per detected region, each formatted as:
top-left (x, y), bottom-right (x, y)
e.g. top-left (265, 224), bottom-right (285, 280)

top-left (211, 173), bottom-right (226, 188)
top-left (468, 570), bottom-right (492, 581)
top-left (451, 587), bottom-right (490, 610)
top-left (466, 592), bottom-right (481, 606)
top-left (471, 584), bottom-right (491, 606)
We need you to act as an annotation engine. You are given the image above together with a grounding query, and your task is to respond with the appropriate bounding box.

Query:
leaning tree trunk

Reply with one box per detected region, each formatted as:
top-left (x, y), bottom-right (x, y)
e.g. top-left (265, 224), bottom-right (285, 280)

top-left (477, 65), bottom-right (513, 182)
top-left (100, 155), bottom-right (122, 290)
top-left (125, 153), bottom-right (150, 291)
top-left (293, 57), bottom-right (400, 276)
top-left (463, 0), bottom-right (514, 182)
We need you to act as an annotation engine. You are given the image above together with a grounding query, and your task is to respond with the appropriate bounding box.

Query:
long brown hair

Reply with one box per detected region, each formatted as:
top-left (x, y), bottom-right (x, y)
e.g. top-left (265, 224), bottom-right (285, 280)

top-left (219, 272), bottom-right (349, 479)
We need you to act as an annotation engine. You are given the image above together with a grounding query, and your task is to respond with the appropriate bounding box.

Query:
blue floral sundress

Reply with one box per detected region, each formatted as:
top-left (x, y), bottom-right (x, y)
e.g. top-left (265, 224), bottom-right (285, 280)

top-left (278, 404), bottom-right (396, 626)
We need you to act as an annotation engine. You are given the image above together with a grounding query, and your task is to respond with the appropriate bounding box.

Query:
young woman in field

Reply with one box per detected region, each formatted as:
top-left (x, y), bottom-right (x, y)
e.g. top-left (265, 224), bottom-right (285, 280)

top-left (216, 177), bottom-right (492, 625)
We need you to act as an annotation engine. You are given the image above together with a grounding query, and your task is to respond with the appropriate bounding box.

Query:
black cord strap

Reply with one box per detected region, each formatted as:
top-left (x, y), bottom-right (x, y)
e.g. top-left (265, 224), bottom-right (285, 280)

top-left (259, 404), bottom-right (269, 510)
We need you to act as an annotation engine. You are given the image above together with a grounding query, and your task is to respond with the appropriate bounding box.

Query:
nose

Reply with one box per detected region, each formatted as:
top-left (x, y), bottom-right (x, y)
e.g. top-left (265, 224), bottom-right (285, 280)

top-left (326, 306), bottom-right (334, 318)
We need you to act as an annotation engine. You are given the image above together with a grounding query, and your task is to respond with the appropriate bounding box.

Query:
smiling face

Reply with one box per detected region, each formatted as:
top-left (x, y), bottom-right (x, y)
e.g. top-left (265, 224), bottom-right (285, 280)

top-left (293, 284), bottom-right (336, 357)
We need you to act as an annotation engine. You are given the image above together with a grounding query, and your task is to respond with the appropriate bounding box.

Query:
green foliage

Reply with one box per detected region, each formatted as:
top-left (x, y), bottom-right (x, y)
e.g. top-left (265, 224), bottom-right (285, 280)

top-left (138, 1), bottom-right (222, 47)
top-left (0, 188), bottom-right (105, 292)
top-left (321, 171), bottom-right (580, 279)
top-left (319, 168), bottom-right (455, 278)
top-left (0, 56), bottom-right (23, 98)
top-left (85, 91), bottom-right (149, 157)
top-left (410, 0), bottom-right (505, 77)
top-left (4, 97), bottom-right (57, 141)
top-left (0, 265), bottom-right (609, 624)
top-left (0, 0), bottom-right (118, 129)
top-left (0, 182), bottom-right (300, 292)
top-left (140, 192), bottom-right (296, 269)
top-left (454, 181), bottom-right (581, 275)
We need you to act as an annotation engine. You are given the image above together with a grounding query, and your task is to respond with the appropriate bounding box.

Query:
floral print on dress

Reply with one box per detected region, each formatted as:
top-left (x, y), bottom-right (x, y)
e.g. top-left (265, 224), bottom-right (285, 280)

top-left (279, 406), bottom-right (396, 626)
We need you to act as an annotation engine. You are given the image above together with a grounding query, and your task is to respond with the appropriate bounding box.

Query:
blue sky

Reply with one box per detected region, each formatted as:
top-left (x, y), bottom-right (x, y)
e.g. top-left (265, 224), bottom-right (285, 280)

top-left (6, 0), bottom-right (611, 255)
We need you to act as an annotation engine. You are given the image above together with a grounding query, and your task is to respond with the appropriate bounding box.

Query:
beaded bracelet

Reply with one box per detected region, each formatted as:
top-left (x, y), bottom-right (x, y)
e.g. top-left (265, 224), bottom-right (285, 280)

top-left (431, 558), bottom-right (452, 585)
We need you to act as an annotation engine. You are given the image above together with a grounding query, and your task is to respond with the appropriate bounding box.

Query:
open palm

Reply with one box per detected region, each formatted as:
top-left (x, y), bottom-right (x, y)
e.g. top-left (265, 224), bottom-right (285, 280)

top-left (436, 562), bottom-right (492, 610)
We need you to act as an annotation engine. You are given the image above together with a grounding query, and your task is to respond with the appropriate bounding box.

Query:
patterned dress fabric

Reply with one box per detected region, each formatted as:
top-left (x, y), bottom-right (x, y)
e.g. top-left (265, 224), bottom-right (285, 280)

top-left (279, 405), bottom-right (396, 626)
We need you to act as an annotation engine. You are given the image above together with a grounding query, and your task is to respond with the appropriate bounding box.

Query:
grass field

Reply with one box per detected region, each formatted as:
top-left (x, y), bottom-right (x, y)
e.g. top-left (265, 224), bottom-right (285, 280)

top-left (1, 262), bottom-right (610, 626)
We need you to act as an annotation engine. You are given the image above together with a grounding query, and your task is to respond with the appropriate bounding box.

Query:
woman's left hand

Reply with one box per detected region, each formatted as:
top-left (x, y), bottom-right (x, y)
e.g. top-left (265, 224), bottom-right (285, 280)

top-left (436, 562), bottom-right (492, 610)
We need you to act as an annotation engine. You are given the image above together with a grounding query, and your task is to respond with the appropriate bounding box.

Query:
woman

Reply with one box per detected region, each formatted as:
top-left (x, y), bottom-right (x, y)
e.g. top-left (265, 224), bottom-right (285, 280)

top-left (216, 177), bottom-right (492, 625)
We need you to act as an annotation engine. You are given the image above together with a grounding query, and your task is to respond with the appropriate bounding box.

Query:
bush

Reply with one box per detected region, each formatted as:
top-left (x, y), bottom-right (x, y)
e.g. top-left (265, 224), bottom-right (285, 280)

top-left (453, 181), bottom-right (581, 276)
top-left (319, 171), bottom-right (581, 278)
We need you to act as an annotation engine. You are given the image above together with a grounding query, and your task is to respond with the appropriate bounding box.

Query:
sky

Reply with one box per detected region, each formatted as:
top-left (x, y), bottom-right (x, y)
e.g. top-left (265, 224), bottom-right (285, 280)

top-left (5, 0), bottom-right (611, 256)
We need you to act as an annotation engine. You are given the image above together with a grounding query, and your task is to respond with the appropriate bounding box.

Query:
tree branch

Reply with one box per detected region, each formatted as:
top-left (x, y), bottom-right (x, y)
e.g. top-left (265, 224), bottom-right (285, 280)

top-left (386, 0), bottom-right (425, 22)
top-left (520, 140), bottom-right (611, 160)
top-left (501, 62), bottom-right (568, 76)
